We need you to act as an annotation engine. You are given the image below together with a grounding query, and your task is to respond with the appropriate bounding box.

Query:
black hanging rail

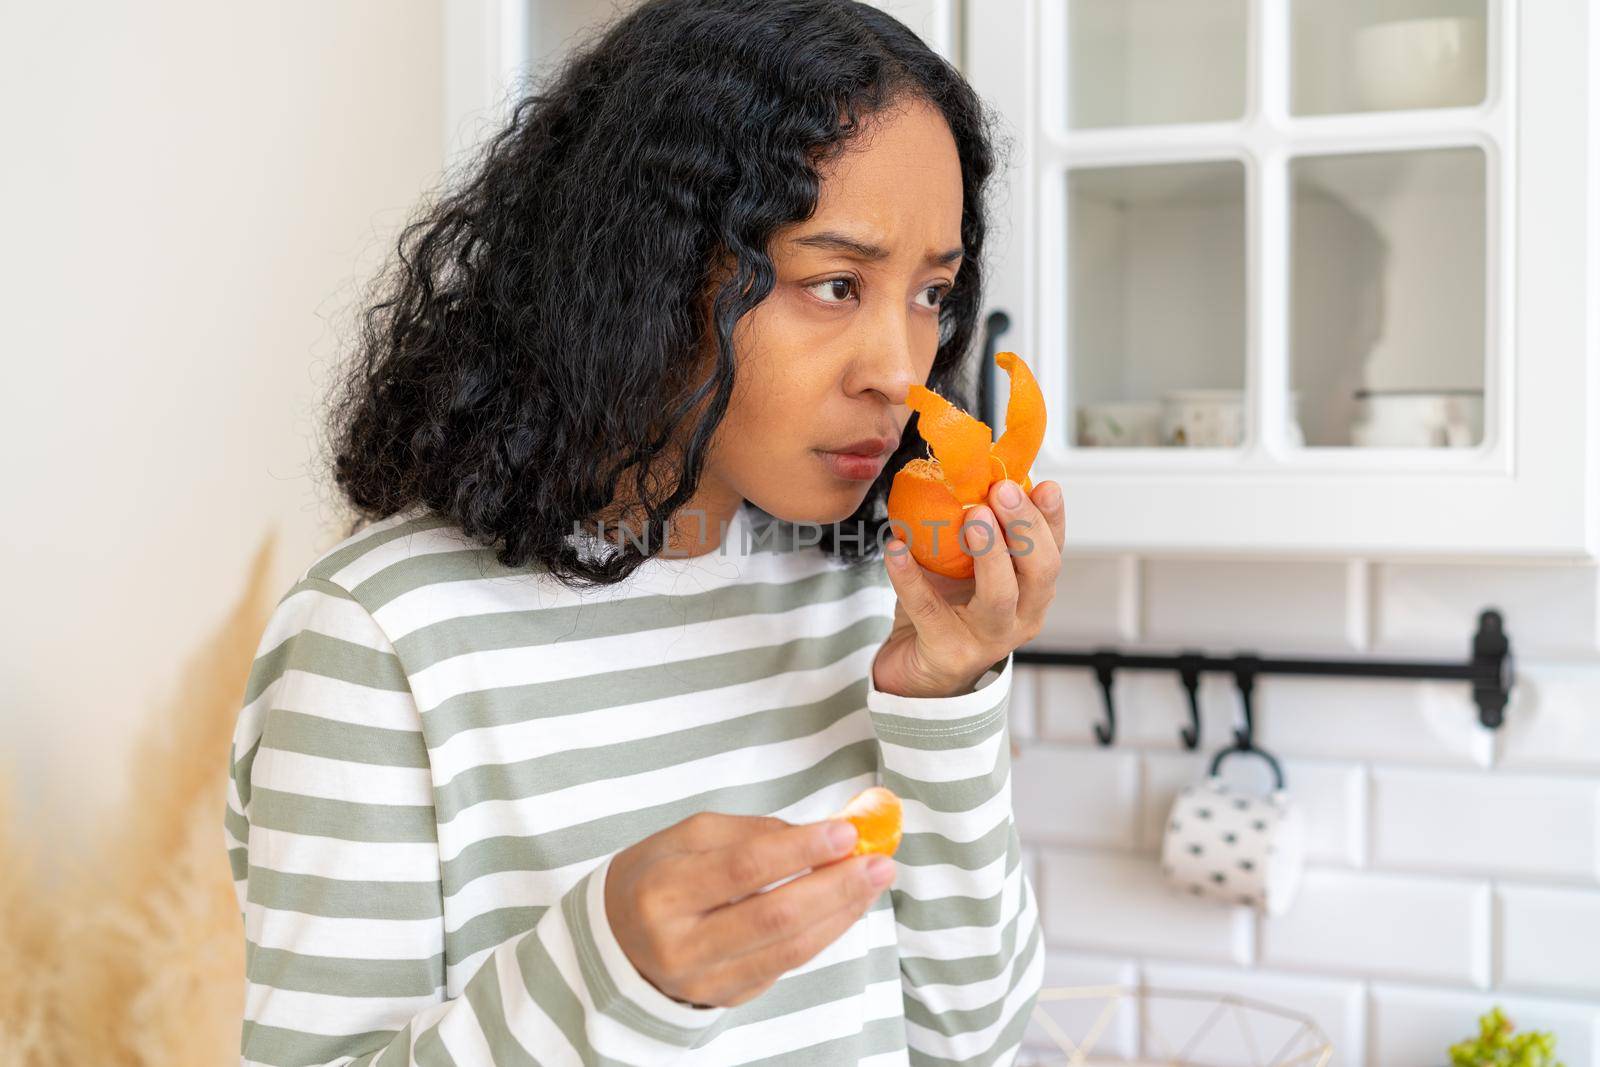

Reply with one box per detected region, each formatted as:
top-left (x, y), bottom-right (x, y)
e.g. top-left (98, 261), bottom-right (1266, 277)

top-left (1015, 609), bottom-right (1514, 749)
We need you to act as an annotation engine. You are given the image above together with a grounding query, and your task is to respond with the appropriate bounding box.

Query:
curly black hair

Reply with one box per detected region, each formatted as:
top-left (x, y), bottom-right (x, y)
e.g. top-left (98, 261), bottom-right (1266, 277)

top-left (323, 0), bottom-right (1007, 586)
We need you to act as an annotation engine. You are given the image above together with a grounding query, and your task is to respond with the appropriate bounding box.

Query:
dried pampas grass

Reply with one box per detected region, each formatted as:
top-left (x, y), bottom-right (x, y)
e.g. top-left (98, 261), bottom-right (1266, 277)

top-left (1, 530), bottom-right (279, 1065)
top-left (0, 782), bottom-right (58, 1066)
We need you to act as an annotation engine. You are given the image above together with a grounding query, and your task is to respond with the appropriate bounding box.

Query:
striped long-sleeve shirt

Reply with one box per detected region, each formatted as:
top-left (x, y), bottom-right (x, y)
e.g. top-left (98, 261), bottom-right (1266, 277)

top-left (225, 502), bottom-right (1044, 1066)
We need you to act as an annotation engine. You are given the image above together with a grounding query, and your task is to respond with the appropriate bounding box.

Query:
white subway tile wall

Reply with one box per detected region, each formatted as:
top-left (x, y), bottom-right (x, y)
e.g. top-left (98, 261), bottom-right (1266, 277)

top-left (1258, 869), bottom-right (1493, 988)
top-left (1497, 661), bottom-right (1600, 772)
top-left (1016, 555), bottom-right (1600, 1066)
top-left (1039, 849), bottom-right (1257, 965)
top-left (1372, 562), bottom-right (1600, 659)
top-left (1012, 743), bottom-right (1141, 848)
top-left (1143, 560), bottom-right (1359, 654)
top-left (1035, 553), bottom-right (1141, 645)
top-left (1370, 768), bottom-right (1600, 882)
top-left (1496, 884), bottom-right (1600, 998)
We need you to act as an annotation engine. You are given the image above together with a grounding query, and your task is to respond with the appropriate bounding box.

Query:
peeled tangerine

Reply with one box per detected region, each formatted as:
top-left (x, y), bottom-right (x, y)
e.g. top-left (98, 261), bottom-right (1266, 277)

top-left (832, 786), bottom-right (902, 858)
top-left (887, 351), bottom-right (1046, 580)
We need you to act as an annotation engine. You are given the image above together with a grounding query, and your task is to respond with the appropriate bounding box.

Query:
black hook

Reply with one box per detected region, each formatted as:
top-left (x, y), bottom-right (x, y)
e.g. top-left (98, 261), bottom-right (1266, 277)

top-left (1091, 650), bottom-right (1117, 746)
top-left (1231, 654), bottom-right (1261, 750)
top-left (1207, 653), bottom-right (1285, 791)
top-left (1177, 651), bottom-right (1203, 750)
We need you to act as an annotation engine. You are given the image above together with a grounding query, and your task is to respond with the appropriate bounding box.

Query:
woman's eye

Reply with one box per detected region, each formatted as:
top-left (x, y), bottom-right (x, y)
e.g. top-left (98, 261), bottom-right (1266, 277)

top-left (808, 278), bottom-right (856, 304)
top-left (805, 278), bottom-right (949, 307)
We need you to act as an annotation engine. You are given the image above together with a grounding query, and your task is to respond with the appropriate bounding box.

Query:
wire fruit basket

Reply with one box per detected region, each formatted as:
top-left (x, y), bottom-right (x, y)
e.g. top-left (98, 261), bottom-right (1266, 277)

top-left (1018, 984), bottom-right (1335, 1067)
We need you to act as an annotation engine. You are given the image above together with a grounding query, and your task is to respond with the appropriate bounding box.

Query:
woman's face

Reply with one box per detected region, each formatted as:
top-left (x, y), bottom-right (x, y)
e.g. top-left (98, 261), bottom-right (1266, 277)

top-left (698, 95), bottom-right (967, 527)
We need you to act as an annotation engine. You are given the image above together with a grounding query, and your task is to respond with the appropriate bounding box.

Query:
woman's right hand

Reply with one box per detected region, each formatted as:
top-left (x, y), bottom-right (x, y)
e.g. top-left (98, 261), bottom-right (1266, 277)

top-left (603, 810), bottom-right (896, 1008)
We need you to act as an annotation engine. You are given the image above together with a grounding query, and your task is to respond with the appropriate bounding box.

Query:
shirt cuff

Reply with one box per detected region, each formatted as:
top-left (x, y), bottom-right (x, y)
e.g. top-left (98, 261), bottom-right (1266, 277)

top-left (577, 852), bottom-right (727, 1042)
top-left (865, 652), bottom-right (1013, 721)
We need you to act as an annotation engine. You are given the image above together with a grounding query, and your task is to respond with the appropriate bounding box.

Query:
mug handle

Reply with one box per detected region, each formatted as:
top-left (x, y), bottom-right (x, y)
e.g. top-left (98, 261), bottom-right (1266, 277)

top-left (1208, 744), bottom-right (1286, 792)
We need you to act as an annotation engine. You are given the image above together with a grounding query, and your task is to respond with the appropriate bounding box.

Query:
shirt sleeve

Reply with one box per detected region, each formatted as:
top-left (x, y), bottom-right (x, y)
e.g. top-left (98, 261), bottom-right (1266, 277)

top-left (225, 576), bottom-right (726, 1066)
top-left (865, 654), bottom-right (1046, 1067)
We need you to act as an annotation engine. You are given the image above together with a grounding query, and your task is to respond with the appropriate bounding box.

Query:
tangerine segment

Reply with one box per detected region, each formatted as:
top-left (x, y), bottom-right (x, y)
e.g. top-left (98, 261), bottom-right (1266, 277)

top-left (832, 786), bottom-right (902, 858)
top-left (990, 351), bottom-right (1044, 493)
top-left (906, 384), bottom-right (993, 505)
top-left (887, 458), bottom-right (974, 580)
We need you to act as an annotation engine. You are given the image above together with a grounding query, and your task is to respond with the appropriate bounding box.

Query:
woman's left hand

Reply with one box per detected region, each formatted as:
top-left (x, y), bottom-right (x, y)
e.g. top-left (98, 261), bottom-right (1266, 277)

top-left (872, 478), bottom-right (1065, 699)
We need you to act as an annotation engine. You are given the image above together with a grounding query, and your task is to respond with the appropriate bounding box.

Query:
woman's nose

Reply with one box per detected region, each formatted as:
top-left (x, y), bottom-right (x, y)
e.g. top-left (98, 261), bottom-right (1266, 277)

top-left (845, 304), bottom-right (922, 405)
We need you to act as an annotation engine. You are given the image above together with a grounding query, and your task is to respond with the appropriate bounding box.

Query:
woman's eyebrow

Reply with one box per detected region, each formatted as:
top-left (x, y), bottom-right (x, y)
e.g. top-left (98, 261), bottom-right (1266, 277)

top-left (791, 230), bottom-right (965, 266)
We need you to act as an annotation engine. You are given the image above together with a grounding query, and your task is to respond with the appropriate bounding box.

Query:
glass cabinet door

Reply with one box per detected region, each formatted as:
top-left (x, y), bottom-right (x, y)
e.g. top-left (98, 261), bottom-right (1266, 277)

top-left (1053, 0), bottom-right (1498, 455)
top-left (1069, 161), bottom-right (1247, 449)
top-left (1287, 1), bottom-right (1496, 454)
top-left (1054, 2), bottom-right (1254, 450)
top-left (965, 0), bottom-right (1595, 556)
top-left (1066, 0), bottom-right (1248, 129)
top-left (1292, 0), bottom-right (1488, 116)
top-left (1290, 146), bottom-right (1488, 449)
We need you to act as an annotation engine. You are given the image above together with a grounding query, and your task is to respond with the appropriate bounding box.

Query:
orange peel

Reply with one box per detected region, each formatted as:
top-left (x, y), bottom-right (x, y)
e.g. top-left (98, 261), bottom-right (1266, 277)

top-left (887, 351), bottom-right (1047, 579)
top-left (831, 785), bottom-right (902, 858)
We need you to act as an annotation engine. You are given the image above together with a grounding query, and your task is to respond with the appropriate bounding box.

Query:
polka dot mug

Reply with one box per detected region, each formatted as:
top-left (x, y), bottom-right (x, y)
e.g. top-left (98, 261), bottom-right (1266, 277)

top-left (1159, 746), bottom-right (1308, 917)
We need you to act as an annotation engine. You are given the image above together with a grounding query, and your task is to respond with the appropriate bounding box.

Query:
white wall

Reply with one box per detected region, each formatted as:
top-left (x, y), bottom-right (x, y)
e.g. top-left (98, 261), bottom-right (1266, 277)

top-left (1014, 553), bottom-right (1600, 1065)
top-left (0, 0), bottom-right (446, 860)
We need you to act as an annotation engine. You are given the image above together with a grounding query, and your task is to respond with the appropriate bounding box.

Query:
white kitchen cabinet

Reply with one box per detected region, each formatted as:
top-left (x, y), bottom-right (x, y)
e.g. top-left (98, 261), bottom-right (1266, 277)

top-left (966, 0), bottom-right (1599, 558)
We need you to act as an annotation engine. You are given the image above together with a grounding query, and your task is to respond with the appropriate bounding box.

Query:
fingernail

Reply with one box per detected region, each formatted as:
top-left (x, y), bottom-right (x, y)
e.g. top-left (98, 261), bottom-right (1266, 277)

top-left (1037, 483), bottom-right (1061, 510)
top-left (828, 820), bottom-right (858, 852)
top-left (867, 856), bottom-right (896, 886)
top-left (964, 510), bottom-right (992, 550)
top-left (996, 480), bottom-right (1021, 509)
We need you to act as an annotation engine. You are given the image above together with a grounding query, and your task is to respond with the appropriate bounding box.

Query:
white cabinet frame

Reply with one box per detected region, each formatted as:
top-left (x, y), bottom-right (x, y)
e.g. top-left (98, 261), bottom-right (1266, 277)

top-left (967, 0), bottom-right (1597, 558)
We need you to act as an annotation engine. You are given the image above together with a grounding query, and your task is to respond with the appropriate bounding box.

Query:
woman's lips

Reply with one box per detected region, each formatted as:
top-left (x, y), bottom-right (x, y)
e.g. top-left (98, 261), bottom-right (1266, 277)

top-left (820, 451), bottom-right (888, 480)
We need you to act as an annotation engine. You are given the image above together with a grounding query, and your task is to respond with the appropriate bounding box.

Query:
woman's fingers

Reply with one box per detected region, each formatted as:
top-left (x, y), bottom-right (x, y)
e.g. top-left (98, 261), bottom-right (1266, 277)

top-left (987, 480), bottom-right (1062, 632)
top-left (885, 479), bottom-right (1065, 680)
top-left (883, 538), bottom-right (959, 638)
top-left (678, 818), bottom-right (860, 914)
top-left (1031, 479), bottom-right (1066, 551)
top-left (670, 811), bottom-right (793, 855)
top-left (686, 854), bottom-right (893, 1005)
top-left (698, 851), bottom-right (888, 960)
top-left (962, 505), bottom-right (1019, 638)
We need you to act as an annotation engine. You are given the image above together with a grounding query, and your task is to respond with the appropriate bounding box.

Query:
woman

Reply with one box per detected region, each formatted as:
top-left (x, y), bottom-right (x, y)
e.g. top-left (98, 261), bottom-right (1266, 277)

top-left (225, 0), bottom-right (1061, 1063)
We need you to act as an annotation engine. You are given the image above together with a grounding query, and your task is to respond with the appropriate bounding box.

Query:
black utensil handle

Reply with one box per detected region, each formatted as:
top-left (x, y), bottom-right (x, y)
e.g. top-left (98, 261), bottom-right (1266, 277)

top-left (977, 309), bottom-right (1012, 430)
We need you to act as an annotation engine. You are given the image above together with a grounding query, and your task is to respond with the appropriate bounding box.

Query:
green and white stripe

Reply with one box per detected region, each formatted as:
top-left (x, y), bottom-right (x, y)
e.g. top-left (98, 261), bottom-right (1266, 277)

top-left (226, 504), bottom-right (1043, 1066)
